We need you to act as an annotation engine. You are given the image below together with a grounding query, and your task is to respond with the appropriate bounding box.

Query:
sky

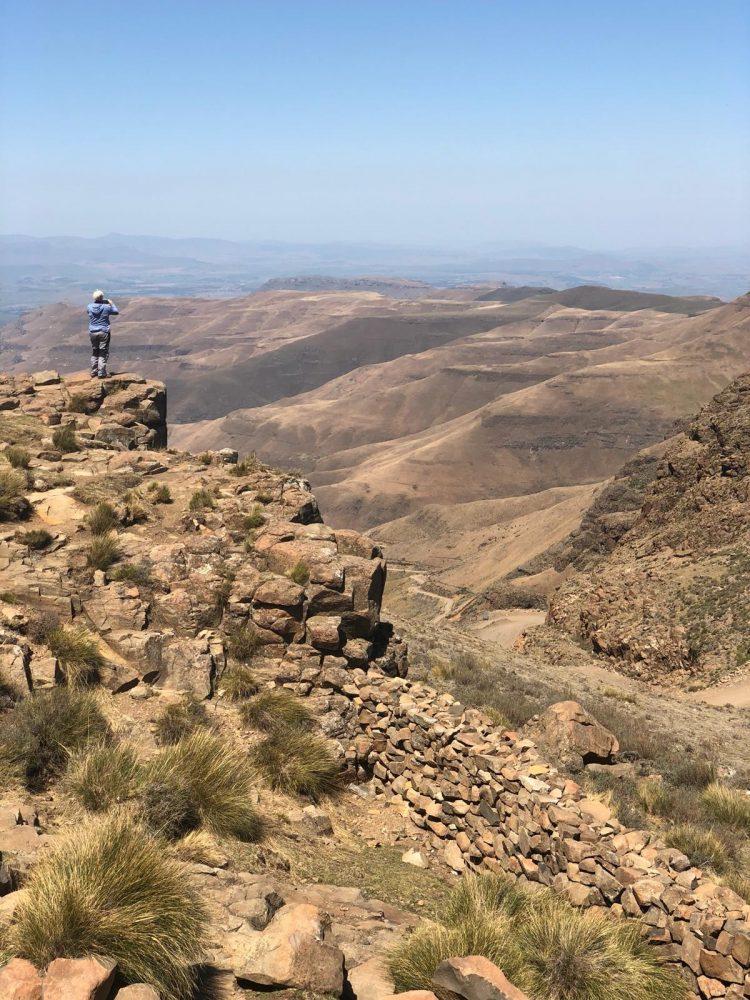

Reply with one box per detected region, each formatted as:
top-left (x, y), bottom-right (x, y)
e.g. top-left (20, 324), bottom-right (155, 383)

top-left (1, 0), bottom-right (748, 248)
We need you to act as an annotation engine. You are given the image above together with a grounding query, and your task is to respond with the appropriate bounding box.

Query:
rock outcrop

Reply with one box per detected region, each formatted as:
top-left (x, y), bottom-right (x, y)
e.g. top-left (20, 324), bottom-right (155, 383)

top-left (549, 374), bottom-right (750, 685)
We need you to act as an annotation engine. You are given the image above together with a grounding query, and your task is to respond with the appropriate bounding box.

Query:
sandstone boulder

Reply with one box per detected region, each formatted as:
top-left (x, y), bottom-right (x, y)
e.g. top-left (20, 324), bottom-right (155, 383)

top-left (432, 957), bottom-right (529, 1000)
top-left (0, 958), bottom-right (42, 1000)
top-left (524, 700), bottom-right (618, 766)
top-left (42, 955), bottom-right (116, 1000)
top-left (348, 957), bottom-right (396, 1000)
top-left (113, 986), bottom-right (160, 1000)
top-left (230, 902), bottom-right (345, 994)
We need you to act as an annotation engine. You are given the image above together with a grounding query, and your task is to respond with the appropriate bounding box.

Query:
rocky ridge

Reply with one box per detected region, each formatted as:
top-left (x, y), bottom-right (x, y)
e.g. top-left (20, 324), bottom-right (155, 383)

top-left (549, 374), bottom-right (750, 685)
top-left (1, 370), bottom-right (749, 999)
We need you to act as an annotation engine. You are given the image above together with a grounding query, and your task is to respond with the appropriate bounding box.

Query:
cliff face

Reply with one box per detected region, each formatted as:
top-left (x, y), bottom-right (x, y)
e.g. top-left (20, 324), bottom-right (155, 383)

top-left (0, 370), bottom-right (400, 699)
top-left (549, 374), bottom-right (750, 684)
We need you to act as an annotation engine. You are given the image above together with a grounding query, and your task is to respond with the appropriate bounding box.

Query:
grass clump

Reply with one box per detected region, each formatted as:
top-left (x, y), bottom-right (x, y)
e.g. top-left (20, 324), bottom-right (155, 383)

top-left (288, 561), bottom-right (310, 586)
top-left (85, 501), bottom-right (119, 535)
top-left (66, 392), bottom-right (91, 413)
top-left (147, 481), bottom-right (172, 503)
top-left (240, 689), bottom-right (313, 733)
top-left (228, 454), bottom-right (261, 477)
top-left (701, 783), bottom-right (750, 833)
top-left (0, 687), bottom-right (111, 790)
top-left (3, 445), bottom-right (31, 469)
top-left (143, 730), bottom-right (262, 841)
top-left (51, 423), bottom-right (79, 453)
top-left (243, 505), bottom-right (266, 530)
top-left (72, 473), bottom-right (142, 505)
top-left (666, 823), bottom-right (734, 874)
top-left (65, 742), bottom-right (143, 812)
top-left (46, 624), bottom-right (104, 686)
top-left (86, 533), bottom-right (121, 571)
top-left (6, 811), bottom-right (206, 1000)
top-left (390, 873), bottom-right (687, 1000)
top-left (220, 664), bottom-right (259, 701)
top-left (226, 622), bottom-right (262, 663)
top-left (251, 727), bottom-right (340, 799)
top-left (197, 452), bottom-right (213, 466)
top-left (188, 487), bottom-right (215, 511)
top-left (0, 467), bottom-right (28, 521)
top-left (110, 561), bottom-right (153, 587)
top-left (16, 528), bottom-right (53, 550)
top-left (254, 491), bottom-right (273, 504)
top-left (153, 695), bottom-right (209, 746)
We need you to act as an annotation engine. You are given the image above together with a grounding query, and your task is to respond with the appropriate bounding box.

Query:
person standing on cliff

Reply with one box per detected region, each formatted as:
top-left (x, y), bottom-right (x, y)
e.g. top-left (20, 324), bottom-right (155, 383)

top-left (87, 290), bottom-right (119, 379)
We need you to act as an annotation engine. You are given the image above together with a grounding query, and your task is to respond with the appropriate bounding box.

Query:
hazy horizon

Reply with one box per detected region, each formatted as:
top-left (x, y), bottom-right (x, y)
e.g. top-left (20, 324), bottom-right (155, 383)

top-left (2, 1), bottom-right (748, 248)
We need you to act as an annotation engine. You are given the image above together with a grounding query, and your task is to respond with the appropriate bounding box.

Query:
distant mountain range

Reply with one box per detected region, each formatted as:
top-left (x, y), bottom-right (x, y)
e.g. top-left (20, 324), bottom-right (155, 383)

top-left (1, 233), bottom-right (747, 321)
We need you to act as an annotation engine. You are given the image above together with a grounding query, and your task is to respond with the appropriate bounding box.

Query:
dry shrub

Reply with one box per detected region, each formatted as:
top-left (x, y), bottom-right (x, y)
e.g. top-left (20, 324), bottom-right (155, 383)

top-left (143, 730), bottom-right (262, 841)
top-left (153, 695), bottom-right (209, 746)
top-left (110, 561), bottom-right (153, 587)
top-left (85, 501), bottom-right (119, 535)
top-left (188, 487), bottom-right (215, 511)
top-left (6, 811), bottom-right (207, 999)
top-left (0, 687), bottom-right (111, 790)
top-left (16, 528), bottom-right (53, 550)
top-left (251, 727), bottom-right (340, 799)
top-left (220, 664), bottom-right (259, 701)
top-left (0, 467), bottom-right (28, 520)
top-left (65, 742), bottom-right (143, 812)
top-left (51, 424), bottom-right (79, 453)
top-left (86, 533), bottom-right (121, 571)
top-left (3, 445), bottom-right (31, 469)
top-left (46, 625), bottom-right (104, 686)
top-left (240, 689), bottom-right (313, 733)
top-left (147, 482), bottom-right (172, 503)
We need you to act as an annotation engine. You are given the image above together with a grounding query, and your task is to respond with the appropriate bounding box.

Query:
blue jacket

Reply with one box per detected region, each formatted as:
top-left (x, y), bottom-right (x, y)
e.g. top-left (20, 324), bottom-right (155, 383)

top-left (87, 301), bottom-right (119, 333)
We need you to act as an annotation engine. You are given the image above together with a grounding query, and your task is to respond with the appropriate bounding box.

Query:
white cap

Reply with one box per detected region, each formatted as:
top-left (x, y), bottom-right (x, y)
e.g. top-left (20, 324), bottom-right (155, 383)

top-left (92, 290), bottom-right (105, 302)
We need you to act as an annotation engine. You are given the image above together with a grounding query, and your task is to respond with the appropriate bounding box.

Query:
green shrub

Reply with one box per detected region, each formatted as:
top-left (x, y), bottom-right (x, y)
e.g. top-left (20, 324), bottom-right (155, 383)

top-left (46, 625), bottom-right (104, 686)
top-left (251, 727), bottom-right (340, 799)
top-left (86, 533), bottom-right (121, 571)
top-left (188, 487), bottom-right (215, 511)
top-left (52, 424), bottom-right (79, 453)
top-left (240, 689), bottom-right (313, 733)
top-left (153, 696), bottom-right (209, 746)
top-left (701, 783), bottom-right (750, 833)
top-left (3, 445), bottom-right (31, 469)
top-left (85, 501), bottom-right (119, 535)
top-left (0, 467), bottom-right (28, 521)
top-left (6, 811), bottom-right (207, 1000)
top-left (16, 528), bottom-right (53, 550)
top-left (0, 687), bottom-right (111, 790)
top-left (65, 742), bottom-right (143, 812)
top-left (220, 665), bottom-right (259, 701)
top-left (289, 561), bottom-right (310, 586)
top-left (110, 561), bottom-right (154, 587)
top-left (243, 505), bottom-right (266, 529)
top-left (143, 730), bottom-right (262, 841)
top-left (147, 482), bottom-right (172, 503)
top-left (226, 622), bottom-right (262, 663)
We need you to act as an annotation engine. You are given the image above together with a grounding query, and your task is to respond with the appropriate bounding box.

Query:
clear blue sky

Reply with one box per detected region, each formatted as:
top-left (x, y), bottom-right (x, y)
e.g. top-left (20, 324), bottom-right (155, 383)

top-left (1, 0), bottom-right (748, 247)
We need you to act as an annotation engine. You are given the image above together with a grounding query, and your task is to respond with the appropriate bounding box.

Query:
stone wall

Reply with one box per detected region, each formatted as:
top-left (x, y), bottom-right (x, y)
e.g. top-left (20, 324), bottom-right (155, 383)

top-left (292, 664), bottom-right (750, 999)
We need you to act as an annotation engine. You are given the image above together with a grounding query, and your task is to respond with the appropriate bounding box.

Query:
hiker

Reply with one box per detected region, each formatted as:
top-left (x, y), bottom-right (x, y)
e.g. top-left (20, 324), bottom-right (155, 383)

top-left (87, 290), bottom-right (119, 379)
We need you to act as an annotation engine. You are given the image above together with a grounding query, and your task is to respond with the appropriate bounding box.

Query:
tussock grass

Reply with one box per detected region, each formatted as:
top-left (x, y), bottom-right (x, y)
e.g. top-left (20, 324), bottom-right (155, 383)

top-left (110, 561), bottom-right (154, 587)
top-left (16, 528), bottom-right (53, 550)
top-left (46, 625), bottom-right (104, 687)
top-left (240, 689), bottom-right (313, 733)
top-left (243, 505), bottom-right (266, 530)
top-left (288, 561), bottom-right (310, 586)
top-left (0, 467), bottom-right (28, 520)
top-left (188, 487), bottom-right (215, 511)
top-left (153, 695), bottom-right (209, 746)
top-left (72, 473), bottom-right (141, 505)
top-left (143, 730), bottom-right (262, 841)
top-left (251, 727), bottom-right (340, 799)
top-left (51, 424), bottom-right (79, 453)
top-left (171, 829), bottom-right (226, 867)
top-left (85, 501), bottom-right (119, 535)
top-left (0, 687), bottom-right (111, 790)
top-left (225, 622), bottom-right (262, 663)
top-left (66, 393), bottom-right (91, 414)
top-left (86, 533), bottom-right (121, 571)
top-left (228, 454), bottom-right (261, 477)
top-left (7, 811), bottom-right (207, 1000)
top-left (701, 783), bottom-right (750, 833)
top-left (666, 823), bottom-right (733, 874)
top-left (147, 481), bottom-right (172, 503)
top-left (254, 491), bottom-right (273, 504)
top-left (65, 742), bottom-right (143, 811)
top-left (3, 445), bottom-right (31, 469)
top-left (390, 873), bottom-right (687, 1000)
top-left (220, 664), bottom-right (259, 701)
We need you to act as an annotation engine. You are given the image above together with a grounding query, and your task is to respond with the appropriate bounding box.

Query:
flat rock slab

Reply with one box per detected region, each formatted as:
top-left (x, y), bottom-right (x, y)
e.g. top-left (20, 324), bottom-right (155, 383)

top-left (43, 955), bottom-right (116, 1000)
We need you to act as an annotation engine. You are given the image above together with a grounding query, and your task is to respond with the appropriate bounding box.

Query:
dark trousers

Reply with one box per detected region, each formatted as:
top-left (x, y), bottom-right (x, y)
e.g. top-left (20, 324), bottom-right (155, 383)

top-left (89, 331), bottom-right (111, 377)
